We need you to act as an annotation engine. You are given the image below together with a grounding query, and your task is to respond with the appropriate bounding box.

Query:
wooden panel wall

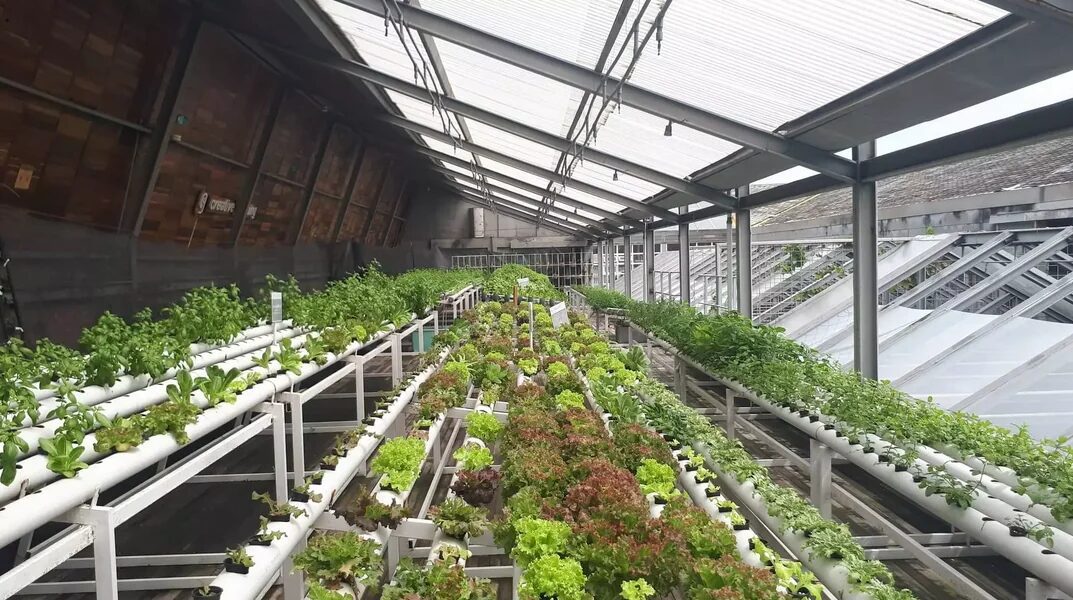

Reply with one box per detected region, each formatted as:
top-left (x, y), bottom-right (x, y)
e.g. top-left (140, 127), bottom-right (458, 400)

top-left (0, 0), bottom-right (415, 249)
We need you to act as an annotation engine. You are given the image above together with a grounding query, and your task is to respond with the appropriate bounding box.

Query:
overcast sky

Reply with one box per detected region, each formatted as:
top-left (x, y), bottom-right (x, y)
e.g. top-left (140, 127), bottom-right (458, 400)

top-left (756, 69), bottom-right (1073, 184)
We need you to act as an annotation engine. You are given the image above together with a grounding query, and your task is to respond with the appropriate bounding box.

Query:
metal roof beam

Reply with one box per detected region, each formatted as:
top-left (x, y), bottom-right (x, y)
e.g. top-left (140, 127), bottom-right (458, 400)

top-left (243, 45), bottom-right (736, 211)
top-left (451, 187), bottom-right (597, 237)
top-left (979, 0), bottom-right (1073, 26)
top-left (383, 115), bottom-right (680, 221)
top-left (420, 149), bottom-right (637, 225)
top-left (330, 0), bottom-right (858, 183)
top-left (449, 190), bottom-right (581, 237)
top-left (444, 176), bottom-right (619, 235)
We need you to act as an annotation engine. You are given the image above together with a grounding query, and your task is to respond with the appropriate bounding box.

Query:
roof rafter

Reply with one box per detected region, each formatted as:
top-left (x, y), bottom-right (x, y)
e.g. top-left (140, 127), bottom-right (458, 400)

top-left (330, 0), bottom-right (858, 183)
top-left (446, 185), bottom-right (594, 238)
top-left (380, 114), bottom-right (679, 221)
top-left (444, 175), bottom-right (620, 235)
top-left (421, 149), bottom-right (639, 225)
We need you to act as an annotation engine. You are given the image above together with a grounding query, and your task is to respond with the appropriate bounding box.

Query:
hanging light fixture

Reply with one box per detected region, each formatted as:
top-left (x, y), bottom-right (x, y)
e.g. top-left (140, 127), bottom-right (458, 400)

top-left (613, 169), bottom-right (619, 181)
top-left (664, 120), bottom-right (673, 136)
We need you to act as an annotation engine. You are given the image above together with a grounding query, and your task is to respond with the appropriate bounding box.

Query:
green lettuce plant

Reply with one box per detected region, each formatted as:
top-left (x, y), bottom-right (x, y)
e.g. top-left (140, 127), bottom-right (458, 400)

top-left (371, 437), bottom-right (427, 492)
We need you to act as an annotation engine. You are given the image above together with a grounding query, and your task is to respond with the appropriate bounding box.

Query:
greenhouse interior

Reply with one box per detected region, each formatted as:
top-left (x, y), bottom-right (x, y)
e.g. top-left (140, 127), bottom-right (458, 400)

top-left (4, 0), bottom-right (1073, 599)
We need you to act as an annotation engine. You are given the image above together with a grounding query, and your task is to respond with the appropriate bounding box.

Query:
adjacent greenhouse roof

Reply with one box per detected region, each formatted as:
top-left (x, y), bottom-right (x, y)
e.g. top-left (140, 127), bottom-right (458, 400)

top-left (299, 0), bottom-right (1073, 235)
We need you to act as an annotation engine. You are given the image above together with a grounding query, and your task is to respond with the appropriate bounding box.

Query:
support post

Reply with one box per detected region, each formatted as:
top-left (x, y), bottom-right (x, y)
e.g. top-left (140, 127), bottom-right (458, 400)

top-left (391, 332), bottom-right (403, 387)
top-left (725, 391), bottom-right (737, 441)
top-left (810, 438), bottom-right (833, 519)
top-left (734, 207), bottom-right (752, 320)
top-left (232, 86), bottom-right (286, 245)
top-left (644, 226), bottom-right (655, 302)
top-left (675, 357), bottom-right (687, 403)
top-left (678, 208), bottom-right (690, 305)
top-left (623, 233), bottom-right (633, 299)
top-left (267, 402), bottom-right (289, 501)
top-left (726, 219), bottom-right (736, 311)
top-left (128, 19), bottom-right (201, 236)
top-left (853, 141), bottom-right (879, 379)
top-left (283, 393), bottom-right (305, 484)
top-left (92, 509), bottom-right (118, 600)
top-left (592, 242), bottom-right (601, 287)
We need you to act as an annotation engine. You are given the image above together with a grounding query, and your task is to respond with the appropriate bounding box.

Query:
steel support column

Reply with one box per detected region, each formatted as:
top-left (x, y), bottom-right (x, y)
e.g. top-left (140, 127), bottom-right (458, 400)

top-left (623, 234), bottom-right (633, 299)
top-left (852, 141), bottom-right (879, 379)
top-left (128, 19), bottom-right (201, 236)
top-left (291, 121), bottom-right (335, 244)
top-left (734, 205), bottom-right (752, 319)
top-left (679, 208), bottom-right (690, 305)
top-left (232, 86), bottom-right (287, 246)
top-left (645, 226), bottom-right (656, 302)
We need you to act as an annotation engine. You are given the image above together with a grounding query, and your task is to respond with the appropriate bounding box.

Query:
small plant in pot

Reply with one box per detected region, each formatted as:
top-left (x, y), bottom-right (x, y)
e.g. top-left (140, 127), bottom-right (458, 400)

top-left (705, 482), bottom-right (720, 498)
top-left (193, 585), bottom-right (223, 599)
top-left (224, 546), bottom-right (254, 574)
top-left (729, 511), bottom-right (750, 531)
top-left (291, 482), bottom-right (322, 503)
top-left (694, 466), bottom-right (715, 485)
top-left (1007, 515), bottom-right (1055, 546)
top-left (339, 491), bottom-right (409, 532)
top-left (717, 499), bottom-right (737, 514)
top-left (308, 470), bottom-right (325, 484)
top-left (320, 453), bottom-right (340, 471)
top-left (252, 491), bottom-right (307, 522)
top-left (429, 497), bottom-right (488, 540)
top-left (451, 467), bottom-right (502, 506)
top-left (250, 516), bottom-right (286, 546)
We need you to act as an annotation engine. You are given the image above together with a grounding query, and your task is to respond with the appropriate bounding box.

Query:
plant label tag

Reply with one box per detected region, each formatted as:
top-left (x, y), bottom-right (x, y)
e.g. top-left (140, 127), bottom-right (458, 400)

top-left (516, 277), bottom-right (529, 288)
top-left (270, 292), bottom-right (283, 324)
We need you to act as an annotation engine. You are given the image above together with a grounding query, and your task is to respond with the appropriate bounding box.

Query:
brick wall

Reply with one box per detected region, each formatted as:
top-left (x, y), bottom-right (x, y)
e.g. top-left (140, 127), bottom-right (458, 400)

top-left (0, 0), bottom-right (416, 249)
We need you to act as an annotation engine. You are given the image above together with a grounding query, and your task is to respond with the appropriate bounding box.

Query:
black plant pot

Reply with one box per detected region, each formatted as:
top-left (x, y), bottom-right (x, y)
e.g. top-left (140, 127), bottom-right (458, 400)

top-left (895, 465), bottom-right (908, 472)
top-left (268, 513), bottom-right (291, 523)
top-left (224, 558), bottom-right (250, 574)
top-left (705, 487), bottom-right (719, 498)
top-left (878, 454), bottom-right (891, 463)
top-left (796, 410), bottom-right (809, 418)
top-left (718, 506), bottom-right (732, 514)
top-left (192, 586), bottom-right (223, 599)
top-left (685, 464), bottom-right (698, 473)
top-left (808, 415), bottom-right (820, 423)
top-left (662, 433), bottom-right (675, 442)
top-left (418, 424), bottom-right (431, 432)
top-left (733, 521), bottom-right (750, 531)
top-left (291, 491), bottom-right (310, 503)
top-left (823, 424), bottom-right (836, 431)
top-left (913, 475), bottom-right (925, 483)
top-left (828, 552), bottom-right (844, 561)
top-left (863, 447), bottom-right (875, 454)
top-left (362, 417), bottom-right (377, 426)
top-left (249, 536), bottom-right (273, 547)
top-left (1009, 525), bottom-right (1028, 538)
top-left (653, 495), bottom-right (668, 505)
top-left (668, 441), bottom-right (682, 450)
top-left (694, 474), bottom-right (709, 485)
top-left (320, 462), bottom-right (338, 471)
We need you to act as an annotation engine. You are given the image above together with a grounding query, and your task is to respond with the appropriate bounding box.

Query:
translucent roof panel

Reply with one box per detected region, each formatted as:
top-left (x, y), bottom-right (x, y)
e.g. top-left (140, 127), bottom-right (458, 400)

top-left (625, 0), bottom-right (1005, 131)
top-left (320, 0), bottom-right (1005, 222)
top-left (451, 178), bottom-right (605, 224)
top-left (569, 160), bottom-right (664, 200)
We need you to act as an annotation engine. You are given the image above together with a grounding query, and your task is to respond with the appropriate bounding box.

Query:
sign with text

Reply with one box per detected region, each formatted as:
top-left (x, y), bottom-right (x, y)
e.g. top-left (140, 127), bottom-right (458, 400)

top-left (194, 191), bottom-right (237, 216)
top-left (270, 292), bottom-right (283, 324)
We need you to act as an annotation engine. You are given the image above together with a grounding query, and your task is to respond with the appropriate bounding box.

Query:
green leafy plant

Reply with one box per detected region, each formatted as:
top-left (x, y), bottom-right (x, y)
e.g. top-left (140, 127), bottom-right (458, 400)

top-left (519, 554), bottom-right (591, 600)
top-left (430, 497), bottom-right (489, 539)
top-left (339, 491), bottom-right (409, 531)
top-left (165, 370), bottom-right (196, 405)
top-left (226, 546), bottom-right (254, 568)
top-left (252, 491), bottom-right (307, 520)
top-left (306, 582), bottom-right (350, 600)
top-left (275, 339), bottom-right (304, 375)
top-left (635, 458), bottom-right (679, 499)
top-left (370, 436), bottom-right (427, 492)
top-left (453, 443), bottom-right (494, 471)
top-left (256, 516), bottom-right (286, 543)
top-left (93, 417), bottom-right (144, 453)
top-left (40, 436), bottom-right (89, 478)
top-left (555, 390), bottom-right (586, 411)
top-left (293, 531), bottom-right (382, 588)
top-left (620, 578), bottom-right (655, 600)
top-left (466, 411), bottom-right (503, 445)
top-left (196, 366), bottom-right (242, 407)
top-left (511, 517), bottom-right (571, 566)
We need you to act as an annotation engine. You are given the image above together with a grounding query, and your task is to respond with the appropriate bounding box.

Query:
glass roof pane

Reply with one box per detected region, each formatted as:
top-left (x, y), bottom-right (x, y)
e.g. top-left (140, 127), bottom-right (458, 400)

top-left (625, 0), bottom-right (1005, 131)
top-left (477, 157), bottom-right (557, 189)
top-left (420, 0), bottom-right (624, 68)
top-left (568, 160), bottom-right (663, 200)
top-left (452, 179), bottom-right (599, 225)
top-left (464, 120), bottom-right (562, 171)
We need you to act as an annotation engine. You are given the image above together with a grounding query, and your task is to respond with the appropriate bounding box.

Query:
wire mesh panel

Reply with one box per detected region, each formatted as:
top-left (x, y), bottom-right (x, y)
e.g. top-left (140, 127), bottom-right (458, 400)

top-left (452, 250), bottom-right (591, 290)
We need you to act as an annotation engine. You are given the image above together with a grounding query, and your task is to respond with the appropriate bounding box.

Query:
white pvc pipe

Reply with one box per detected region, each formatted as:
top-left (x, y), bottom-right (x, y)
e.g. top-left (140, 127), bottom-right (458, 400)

top-left (748, 394), bottom-right (1073, 595)
top-left (214, 354), bottom-right (449, 600)
top-left (0, 326), bottom-right (401, 548)
top-left (26, 322), bottom-right (290, 404)
top-left (12, 330), bottom-right (307, 466)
